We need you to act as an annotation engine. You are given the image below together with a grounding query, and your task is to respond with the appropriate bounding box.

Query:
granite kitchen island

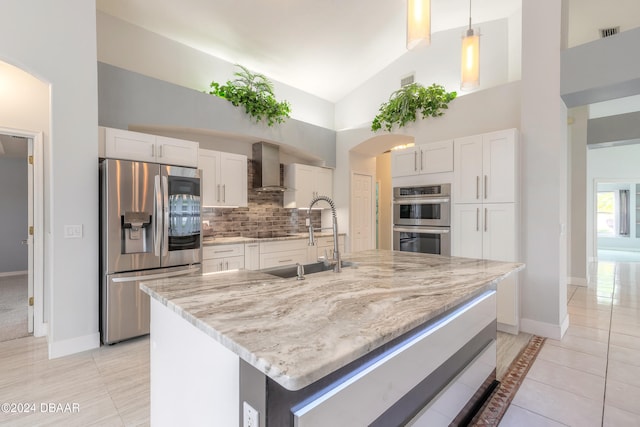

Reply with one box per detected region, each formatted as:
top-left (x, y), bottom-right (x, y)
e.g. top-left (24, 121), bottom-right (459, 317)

top-left (140, 250), bottom-right (523, 426)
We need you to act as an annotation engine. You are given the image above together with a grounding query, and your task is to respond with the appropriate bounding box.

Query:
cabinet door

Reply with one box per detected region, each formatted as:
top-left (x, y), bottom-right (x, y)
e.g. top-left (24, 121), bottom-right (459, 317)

top-left (451, 204), bottom-right (483, 259)
top-left (220, 153), bottom-right (248, 207)
top-left (315, 167), bottom-right (333, 199)
top-left (104, 128), bottom-right (156, 163)
top-left (156, 136), bottom-right (199, 167)
top-left (202, 258), bottom-right (223, 274)
top-left (391, 148), bottom-right (419, 177)
top-left (482, 204), bottom-right (516, 262)
top-left (420, 140), bottom-right (453, 174)
top-left (483, 130), bottom-right (516, 203)
top-left (224, 255), bottom-right (245, 271)
top-left (198, 149), bottom-right (221, 207)
top-left (245, 244), bottom-right (261, 270)
top-left (483, 203), bottom-right (518, 328)
top-left (284, 164), bottom-right (315, 208)
top-left (453, 135), bottom-right (483, 203)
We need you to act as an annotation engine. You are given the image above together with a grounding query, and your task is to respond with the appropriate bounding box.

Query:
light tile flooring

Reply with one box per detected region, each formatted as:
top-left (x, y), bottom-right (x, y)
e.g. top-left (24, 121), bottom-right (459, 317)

top-left (2, 256), bottom-right (640, 426)
top-left (500, 259), bottom-right (640, 426)
top-left (0, 335), bottom-right (149, 426)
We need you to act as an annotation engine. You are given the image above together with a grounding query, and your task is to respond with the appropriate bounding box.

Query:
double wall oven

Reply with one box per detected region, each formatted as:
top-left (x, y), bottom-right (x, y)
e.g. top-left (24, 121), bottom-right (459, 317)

top-left (393, 184), bottom-right (451, 256)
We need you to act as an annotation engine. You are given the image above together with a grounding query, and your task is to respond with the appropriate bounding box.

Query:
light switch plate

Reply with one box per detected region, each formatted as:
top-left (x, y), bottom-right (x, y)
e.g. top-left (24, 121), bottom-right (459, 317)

top-left (64, 225), bottom-right (83, 239)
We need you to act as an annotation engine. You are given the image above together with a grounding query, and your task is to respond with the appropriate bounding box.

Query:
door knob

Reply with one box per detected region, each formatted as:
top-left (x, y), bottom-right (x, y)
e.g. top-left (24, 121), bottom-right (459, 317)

top-left (21, 239), bottom-right (28, 245)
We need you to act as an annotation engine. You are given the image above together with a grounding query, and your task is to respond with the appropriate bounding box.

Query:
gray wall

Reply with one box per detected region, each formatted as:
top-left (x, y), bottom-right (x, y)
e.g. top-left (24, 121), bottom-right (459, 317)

top-left (97, 62), bottom-right (337, 167)
top-left (0, 158), bottom-right (28, 273)
top-left (561, 27), bottom-right (640, 107)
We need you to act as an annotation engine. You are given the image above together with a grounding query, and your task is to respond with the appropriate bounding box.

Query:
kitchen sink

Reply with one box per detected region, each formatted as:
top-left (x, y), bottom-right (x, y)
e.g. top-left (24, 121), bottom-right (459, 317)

top-left (261, 261), bottom-right (354, 279)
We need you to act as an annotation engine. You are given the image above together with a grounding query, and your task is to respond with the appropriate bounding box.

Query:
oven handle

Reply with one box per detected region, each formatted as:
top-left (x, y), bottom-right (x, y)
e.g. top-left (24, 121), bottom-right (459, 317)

top-left (393, 226), bottom-right (450, 234)
top-left (393, 198), bottom-right (450, 205)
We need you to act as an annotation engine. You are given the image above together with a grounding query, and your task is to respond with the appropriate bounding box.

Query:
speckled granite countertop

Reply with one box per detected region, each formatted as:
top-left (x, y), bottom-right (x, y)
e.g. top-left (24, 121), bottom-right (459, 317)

top-left (202, 232), bottom-right (345, 246)
top-left (140, 250), bottom-right (523, 391)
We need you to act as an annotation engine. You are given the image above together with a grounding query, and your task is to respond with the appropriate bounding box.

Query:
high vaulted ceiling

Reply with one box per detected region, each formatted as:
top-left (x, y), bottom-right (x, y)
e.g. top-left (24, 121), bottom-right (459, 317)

top-left (96, 0), bottom-right (521, 102)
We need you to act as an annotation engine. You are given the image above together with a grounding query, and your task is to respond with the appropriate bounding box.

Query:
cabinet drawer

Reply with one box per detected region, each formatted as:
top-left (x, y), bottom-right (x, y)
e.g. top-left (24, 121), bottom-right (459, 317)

top-left (260, 249), bottom-right (307, 269)
top-left (260, 239), bottom-right (307, 254)
top-left (203, 244), bottom-right (244, 259)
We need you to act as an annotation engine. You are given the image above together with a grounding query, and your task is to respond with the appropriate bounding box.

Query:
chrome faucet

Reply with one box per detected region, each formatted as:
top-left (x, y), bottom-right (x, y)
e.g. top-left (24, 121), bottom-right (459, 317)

top-left (307, 195), bottom-right (341, 273)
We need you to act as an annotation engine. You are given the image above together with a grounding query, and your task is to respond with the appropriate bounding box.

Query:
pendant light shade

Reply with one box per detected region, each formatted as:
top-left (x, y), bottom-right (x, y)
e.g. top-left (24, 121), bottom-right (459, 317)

top-left (407, 0), bottom-right (431, 49)
top-left (461, 0), bottom-right (480, 90)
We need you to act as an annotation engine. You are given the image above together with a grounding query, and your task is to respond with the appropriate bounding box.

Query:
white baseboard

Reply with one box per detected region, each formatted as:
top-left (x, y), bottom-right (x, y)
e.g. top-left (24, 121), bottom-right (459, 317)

top-left (568, 277), bottom-right (587, 287)
top-left (520, 313), bottom-right (570, 340)
top-left (0, 270), bottom-right (28, 278)
top-left (497, 322), bottom-right (519, 335)
top-left (48, 332), bottom-right (100, 359)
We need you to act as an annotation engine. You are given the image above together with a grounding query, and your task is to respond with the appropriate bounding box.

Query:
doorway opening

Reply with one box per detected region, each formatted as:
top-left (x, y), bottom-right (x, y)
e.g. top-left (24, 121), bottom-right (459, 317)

top-left (0, 128), bottom-right (45, 342)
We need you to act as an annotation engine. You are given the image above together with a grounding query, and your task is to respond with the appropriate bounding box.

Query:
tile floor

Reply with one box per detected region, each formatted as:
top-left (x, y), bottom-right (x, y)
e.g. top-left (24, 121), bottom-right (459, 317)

top-left (2, 256), bottom-right (640, 426)
top-left (500, 259), bottom-right (640, 426)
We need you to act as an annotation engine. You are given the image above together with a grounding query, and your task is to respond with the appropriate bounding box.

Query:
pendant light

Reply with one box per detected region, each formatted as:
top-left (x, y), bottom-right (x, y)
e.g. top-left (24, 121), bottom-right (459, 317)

top-left (407, 0), bottom-right (431, 49)
top-left (461, 0), bottom-right (480, 90)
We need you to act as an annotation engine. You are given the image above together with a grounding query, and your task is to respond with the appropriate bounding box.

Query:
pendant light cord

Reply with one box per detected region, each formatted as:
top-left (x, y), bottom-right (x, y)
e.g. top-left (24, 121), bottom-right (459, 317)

top-left (467, 0), bottom-right (474, 37)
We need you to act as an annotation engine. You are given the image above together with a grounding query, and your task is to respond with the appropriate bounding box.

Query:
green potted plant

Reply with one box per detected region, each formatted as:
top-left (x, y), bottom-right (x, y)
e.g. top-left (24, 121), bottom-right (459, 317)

top-left (208, 65), bottom-right (291, 126)
top-left (371, 83), bottom-right (457, 132)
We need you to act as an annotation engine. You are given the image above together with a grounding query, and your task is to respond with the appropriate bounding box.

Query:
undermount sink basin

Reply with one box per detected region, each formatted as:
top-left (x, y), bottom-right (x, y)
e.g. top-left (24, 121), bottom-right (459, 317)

top-left (261, 261), bottom-right (354, 279)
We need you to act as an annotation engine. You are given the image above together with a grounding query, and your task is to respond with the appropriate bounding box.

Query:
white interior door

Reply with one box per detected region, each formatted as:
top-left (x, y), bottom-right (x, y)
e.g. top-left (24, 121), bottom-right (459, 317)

top-left (352, 173), bottom-right (373, 252)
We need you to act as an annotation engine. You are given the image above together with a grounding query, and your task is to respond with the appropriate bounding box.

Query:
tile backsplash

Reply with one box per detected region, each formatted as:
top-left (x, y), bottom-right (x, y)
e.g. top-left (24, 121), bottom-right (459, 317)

top-left (202, 160), bottom-right (321, 238)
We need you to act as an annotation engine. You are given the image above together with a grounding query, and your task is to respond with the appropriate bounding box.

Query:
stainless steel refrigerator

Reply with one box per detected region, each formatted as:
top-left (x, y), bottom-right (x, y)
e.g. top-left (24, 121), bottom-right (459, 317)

top-left (100, 158), bottom-right (202, 344)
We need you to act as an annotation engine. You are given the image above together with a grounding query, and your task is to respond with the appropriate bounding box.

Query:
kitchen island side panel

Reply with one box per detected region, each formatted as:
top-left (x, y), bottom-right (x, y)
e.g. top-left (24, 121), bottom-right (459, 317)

top-left (149, 299), bottom-right (239, 427)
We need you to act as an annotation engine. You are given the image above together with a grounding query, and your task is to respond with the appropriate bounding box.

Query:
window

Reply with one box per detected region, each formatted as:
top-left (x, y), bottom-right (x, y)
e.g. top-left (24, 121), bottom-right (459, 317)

top-left (597, 189), bottom-right (630, 237)
top-left (597, 191), bottom-right (615, 236)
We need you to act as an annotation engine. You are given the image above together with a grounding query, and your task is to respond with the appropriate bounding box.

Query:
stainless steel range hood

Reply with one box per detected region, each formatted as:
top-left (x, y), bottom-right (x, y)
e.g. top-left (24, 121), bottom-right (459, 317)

top-left (252, 142), bottom-right (288, 192)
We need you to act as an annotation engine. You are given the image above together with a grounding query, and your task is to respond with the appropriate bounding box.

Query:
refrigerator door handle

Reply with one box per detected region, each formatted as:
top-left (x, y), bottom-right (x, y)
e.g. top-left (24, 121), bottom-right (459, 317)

top-left (162, 175), bottom-right (169, 257)
top-left (154, 174), bottom-right (162, 257)
top-left (111, 266), bottom-right (201, 283)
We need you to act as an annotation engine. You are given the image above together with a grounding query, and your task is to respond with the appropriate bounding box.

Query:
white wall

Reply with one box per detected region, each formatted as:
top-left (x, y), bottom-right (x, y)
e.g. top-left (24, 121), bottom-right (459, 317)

top-left (0, 0), bottom-right (100, 357)
top-left (568, 106), bottom-right (588, 284)
top-left (587, 144), bottom-right (640, 260)
top-left (96, 12), bottom-right (334, 130)
top-left (519, 0), bottom-right (568, 339)
top-left (334, 18), bottom-right (511, 131)
top-left (0, 158), bottom-right (28, 273)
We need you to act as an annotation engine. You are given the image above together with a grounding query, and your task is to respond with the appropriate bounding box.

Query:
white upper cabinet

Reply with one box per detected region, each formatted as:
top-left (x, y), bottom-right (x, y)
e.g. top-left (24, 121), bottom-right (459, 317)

top-left (199, 149), bottom-right (248, 207)
top-left (156, 135), bottom-right (199, 167)
top-left (100, 127), bottom-right (198, 167)
top-left (284, 163), bottom-right (333, 209)
top-left (391, 140), bottom-right (453, 177)
top-left (454, 129), bottom-right (517, 204)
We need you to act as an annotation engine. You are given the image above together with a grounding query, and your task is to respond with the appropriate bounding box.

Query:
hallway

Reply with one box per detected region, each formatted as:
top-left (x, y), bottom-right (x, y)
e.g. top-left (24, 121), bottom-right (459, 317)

top-left (500, 256), bottom-right (640, 426)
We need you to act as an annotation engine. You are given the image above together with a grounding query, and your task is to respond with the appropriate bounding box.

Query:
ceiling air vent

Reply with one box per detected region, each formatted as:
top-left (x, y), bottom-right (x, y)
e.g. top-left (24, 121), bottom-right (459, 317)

top-left (600, 27), bottom-right (620, 38)
top-left (400, 74), bottom-right (415, 87)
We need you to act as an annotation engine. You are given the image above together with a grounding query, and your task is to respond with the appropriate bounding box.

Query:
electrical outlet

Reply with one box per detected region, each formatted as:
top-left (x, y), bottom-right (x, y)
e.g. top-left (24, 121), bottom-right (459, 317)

top-left (243, 401), bottom-right (259, 427)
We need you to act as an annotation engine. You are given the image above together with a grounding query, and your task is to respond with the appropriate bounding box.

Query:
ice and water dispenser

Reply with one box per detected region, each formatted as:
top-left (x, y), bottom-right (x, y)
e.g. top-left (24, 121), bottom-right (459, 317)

top-left (122, 211), bottom-right (152, 254)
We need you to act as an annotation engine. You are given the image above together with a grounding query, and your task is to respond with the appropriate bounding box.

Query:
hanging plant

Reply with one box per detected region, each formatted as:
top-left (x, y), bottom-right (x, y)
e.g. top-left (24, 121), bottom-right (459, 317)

top-left (208, 64), bottom-right (291, 126)
top-left (371, 83), bottom-right (457, 132)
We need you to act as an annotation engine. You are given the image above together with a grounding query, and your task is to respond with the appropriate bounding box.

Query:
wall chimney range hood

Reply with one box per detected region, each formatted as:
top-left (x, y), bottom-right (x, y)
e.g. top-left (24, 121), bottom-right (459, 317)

top-left (252, 142), bottom-right (288, 192)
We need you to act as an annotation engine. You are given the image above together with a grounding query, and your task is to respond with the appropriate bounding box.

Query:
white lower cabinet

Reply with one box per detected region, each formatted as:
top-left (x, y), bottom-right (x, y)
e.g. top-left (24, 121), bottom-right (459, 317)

top-left (452, 203), bottom-right (519, 331)
top-left (260, 240), bottom-right (308, 269)
top-left (244, 243), bottom-right (260, 270)
top-left (312, 236), bottom-right (346, 261)
top-left (202, 244), bottom-right (245, 273)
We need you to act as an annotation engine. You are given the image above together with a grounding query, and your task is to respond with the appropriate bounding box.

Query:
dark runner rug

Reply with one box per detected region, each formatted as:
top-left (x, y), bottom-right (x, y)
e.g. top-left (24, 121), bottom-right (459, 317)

top-left (470, 335), bottom-right (546, 426)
